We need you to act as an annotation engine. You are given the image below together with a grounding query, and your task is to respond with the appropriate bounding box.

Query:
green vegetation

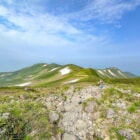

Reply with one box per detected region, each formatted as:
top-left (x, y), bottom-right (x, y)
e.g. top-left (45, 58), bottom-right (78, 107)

top-left (102, 87), bottom-right (124, 102)
top-left (0, 88), bottom-right (64, 140)
top-left (105, 77), bottom-right (140, 85)
top-left (127, 101), bottom-right (140, 113)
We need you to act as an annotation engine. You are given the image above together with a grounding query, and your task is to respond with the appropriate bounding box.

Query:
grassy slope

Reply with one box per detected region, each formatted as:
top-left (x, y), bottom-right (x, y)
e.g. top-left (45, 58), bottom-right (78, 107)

top-left (105, 77), bottom-right (140, 85)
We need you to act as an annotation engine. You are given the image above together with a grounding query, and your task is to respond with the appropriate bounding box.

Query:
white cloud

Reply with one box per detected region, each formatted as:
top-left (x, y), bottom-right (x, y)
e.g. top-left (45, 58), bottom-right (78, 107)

top-left (0, 0), bottom-right (110, 50)
top-left (66, 0), bottom-right (140, 23)
top-left (1, 0), bottom-right (139, 46)
top-left (0, 5), bottom-right (8, 16)
top-left (0, 0), bottom-right (139, 61)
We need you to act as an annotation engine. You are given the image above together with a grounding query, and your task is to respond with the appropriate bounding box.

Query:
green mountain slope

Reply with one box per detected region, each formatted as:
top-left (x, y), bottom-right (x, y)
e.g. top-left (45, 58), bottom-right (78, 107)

top-left (96, 67), bottom-right (136, 78)
top-left (0, 63), bottom-right (60, 87)
top-left (0, 63), bottom-right (137, 87)
top-left (124, 72), bottom-right (137, 78)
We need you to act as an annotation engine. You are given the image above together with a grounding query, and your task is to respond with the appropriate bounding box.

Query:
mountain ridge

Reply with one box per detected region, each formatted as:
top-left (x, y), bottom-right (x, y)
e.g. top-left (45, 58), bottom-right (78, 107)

top-left (0, 63), bottom-right (138, 87)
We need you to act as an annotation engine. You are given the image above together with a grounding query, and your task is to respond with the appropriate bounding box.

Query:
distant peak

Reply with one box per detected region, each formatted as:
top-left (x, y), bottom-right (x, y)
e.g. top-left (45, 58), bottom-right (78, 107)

top-left (106, 67), bottom-right (120, 70)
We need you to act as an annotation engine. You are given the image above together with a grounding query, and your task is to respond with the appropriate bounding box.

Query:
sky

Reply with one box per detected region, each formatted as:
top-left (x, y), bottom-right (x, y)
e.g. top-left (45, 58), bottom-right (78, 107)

top-left (0, 0), bottom-right (140, 75)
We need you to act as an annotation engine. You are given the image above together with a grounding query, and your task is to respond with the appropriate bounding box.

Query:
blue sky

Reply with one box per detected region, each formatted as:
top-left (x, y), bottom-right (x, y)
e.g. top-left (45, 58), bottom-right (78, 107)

top-left (0, 0), bottom-right (140, 75)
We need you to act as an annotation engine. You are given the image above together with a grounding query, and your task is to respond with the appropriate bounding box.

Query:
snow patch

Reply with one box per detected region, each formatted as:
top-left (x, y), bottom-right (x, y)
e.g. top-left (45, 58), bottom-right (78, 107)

top-left (0, 73), bottom-right (12, 77)
top-left (15, 82), bottom-right (32, 87)
top-left (0, 74), bottom-right (5, 77)
top-left (97, 70), bottom-right (105, 76)
top-left (50, 67), bottom-right (59, 72)
top-left (28, 75), bottom-right (33, 78)
top-left (118, 70), bottom-right (126, 77)
top-left (59, 67), bottom-right (71, 75)
top-left (108, 70), bottom-right (116, 77)
top-left (64, 79), bottom-right (79, 84)
top-left (42, 64), bottom-right (47, 67)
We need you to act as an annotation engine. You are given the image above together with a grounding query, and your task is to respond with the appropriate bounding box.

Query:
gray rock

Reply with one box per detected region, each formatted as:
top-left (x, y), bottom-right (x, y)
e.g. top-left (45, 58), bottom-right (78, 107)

top-left (118, 129), bottom-right (133, 140)
top-left (106, 108), bottom-right (116, 119)
top-left (49, 111), bottom-right (59, 122)
top-left (62, 133), bottom-right (80, 140)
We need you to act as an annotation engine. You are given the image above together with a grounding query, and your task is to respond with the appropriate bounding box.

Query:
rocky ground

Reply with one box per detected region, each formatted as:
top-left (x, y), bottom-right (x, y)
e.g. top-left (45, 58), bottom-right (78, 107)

top-left (0, 84), bottom-right (140, 140)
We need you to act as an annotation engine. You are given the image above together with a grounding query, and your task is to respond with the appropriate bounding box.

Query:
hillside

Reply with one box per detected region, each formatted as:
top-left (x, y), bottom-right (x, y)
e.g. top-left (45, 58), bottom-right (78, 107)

top-left (0, 63), bottom-right (137, 87)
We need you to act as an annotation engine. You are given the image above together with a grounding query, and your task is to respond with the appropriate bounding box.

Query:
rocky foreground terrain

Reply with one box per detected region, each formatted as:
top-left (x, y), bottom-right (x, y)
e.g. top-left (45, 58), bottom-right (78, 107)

top-left (0, 84), bottom-right (140, 140)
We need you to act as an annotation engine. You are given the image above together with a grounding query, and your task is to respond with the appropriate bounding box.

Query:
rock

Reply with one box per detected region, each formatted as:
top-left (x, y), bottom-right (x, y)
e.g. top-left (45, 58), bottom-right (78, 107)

top-left (50, 136), bottom-right (56, 140)
top-left (106, 108), bottom-right (116, 119)
top-left (133, 93), bottom-right (140, 98)
top-left (112, 101), bottom-right (126, 109)
top-left (75, 120), bottom-right (86, 131)
top-left (88, 112), bottom-right (100, 121)
top-left (118, 129), bottom-right (133, 140)
top-left (125, 119), bottom-right (131, 125)
top-left (64, 104), bottom-right (76, 112)
top-left (60, 111), bottom-right (79, 131)
top-left (84, 101), bottom-right (97, 113)
top-left (55, 134), bottom-right (61, 140)
top-left (29, 130), bottom-right (37, 137)
top-left (62, 111), bottom-right (78, 123)
top-left (86, 132), bottom-right (94, 140)
top-left (49, 111), bottom-right (59, 123)
top-left (57, 102), bottom-right (65, 112)
top-left (1, 113), bottom-right (10, 119)
top-left (104, 136), bottom-right (110, 140)
top-left (62, 133), bottom-right (80, 140)
top-left (43, 101), bottom-right (55, 110)
top-left (50, 135), bottom-right (61, 140)
top-left (71, 96), bottom-right (81, 104)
